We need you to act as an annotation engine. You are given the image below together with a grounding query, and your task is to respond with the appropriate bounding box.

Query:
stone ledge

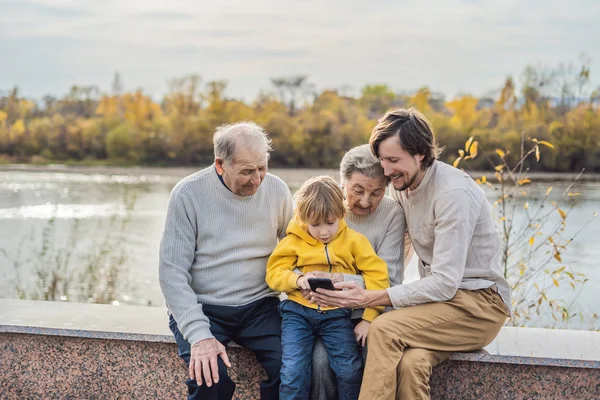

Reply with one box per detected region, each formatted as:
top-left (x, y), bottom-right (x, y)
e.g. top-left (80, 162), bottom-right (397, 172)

top-left (1, 299), bottom-right (599, 399)
top-left (1, 299), bottom-right (599, 369)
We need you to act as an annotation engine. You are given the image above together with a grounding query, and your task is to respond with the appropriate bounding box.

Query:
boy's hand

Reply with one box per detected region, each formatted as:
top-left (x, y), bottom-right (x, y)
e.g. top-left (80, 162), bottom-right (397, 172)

top-left (354, 320), bottom-right (371, 347)
top-left (296, 275), bottom-right (310, 290)
top-left (308, 271), bottom-right (344, 283)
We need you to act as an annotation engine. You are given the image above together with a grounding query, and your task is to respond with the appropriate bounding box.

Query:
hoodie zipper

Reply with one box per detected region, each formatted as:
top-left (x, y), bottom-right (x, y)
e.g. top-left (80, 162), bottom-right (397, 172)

top-left (316, 244), bottom-right (333, 313)
top-left (324, 243), bottom-right (332, 273)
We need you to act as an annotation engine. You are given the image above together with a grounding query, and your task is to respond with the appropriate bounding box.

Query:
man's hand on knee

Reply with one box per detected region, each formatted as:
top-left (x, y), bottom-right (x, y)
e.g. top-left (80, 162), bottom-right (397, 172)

top-left (190, 338), bottom-right (231, 387)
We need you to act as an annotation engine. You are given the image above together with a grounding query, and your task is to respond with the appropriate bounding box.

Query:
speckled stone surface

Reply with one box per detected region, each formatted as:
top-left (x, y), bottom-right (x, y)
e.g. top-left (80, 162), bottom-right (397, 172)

top-left (1, 332), bottom-right (266, 400)
top-left (2, 299), bottom-right (600, 399)
top-left (430, 360), bottom-right (600, 400)
top-left (3, 331), bottom-right (598, 400)
top-left (2, 299), bottom-right (600, 369)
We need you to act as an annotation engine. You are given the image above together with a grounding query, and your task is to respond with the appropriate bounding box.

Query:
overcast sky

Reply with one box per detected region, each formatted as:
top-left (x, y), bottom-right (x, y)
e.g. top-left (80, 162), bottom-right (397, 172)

top-left (1, 0), bottom-right (599, 101)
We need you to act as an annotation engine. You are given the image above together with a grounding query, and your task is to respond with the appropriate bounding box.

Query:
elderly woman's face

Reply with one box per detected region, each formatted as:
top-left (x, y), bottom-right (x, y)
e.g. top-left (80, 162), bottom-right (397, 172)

top-left (344, 173), bottom-right (387, 216)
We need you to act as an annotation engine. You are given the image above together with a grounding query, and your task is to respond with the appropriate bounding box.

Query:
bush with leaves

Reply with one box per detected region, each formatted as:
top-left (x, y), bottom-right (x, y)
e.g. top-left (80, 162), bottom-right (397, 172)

top-left (454, 134), bottom-right (597, 328)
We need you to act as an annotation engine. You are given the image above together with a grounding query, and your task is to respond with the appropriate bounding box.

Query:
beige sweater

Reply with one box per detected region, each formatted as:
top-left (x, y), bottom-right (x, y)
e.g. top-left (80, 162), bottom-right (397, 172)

top-left (389, 161), bottom-right (511, 312)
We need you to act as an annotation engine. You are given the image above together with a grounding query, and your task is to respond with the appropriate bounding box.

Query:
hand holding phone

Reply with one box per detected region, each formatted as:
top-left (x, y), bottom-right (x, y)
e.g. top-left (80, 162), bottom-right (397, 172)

top-left (307, 278), bottom-right (336, 292)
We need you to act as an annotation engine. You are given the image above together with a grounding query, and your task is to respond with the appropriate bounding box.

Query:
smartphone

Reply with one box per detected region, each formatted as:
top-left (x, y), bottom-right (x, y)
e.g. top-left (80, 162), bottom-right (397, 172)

top-left (307, 278), bottom-right (336, 291)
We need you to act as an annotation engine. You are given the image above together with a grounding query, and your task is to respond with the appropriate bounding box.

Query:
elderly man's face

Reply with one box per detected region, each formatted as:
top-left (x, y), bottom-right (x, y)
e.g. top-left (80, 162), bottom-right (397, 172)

top-left (378, 136), bottom-right (425, 192)
top-left (216, 138), bottom-right (268, 196)
top-left (343, 173), bottom-right (386, 216)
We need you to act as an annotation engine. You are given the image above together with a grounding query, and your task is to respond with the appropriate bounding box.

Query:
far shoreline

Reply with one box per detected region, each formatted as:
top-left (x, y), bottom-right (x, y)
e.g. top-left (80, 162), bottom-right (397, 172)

top-left (2, 163), bottom-right (600, 182)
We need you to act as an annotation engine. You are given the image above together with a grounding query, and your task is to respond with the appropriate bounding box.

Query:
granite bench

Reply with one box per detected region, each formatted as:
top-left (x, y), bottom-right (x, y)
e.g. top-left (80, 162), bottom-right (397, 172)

top-left (1, 299), bottom-right (599, 399)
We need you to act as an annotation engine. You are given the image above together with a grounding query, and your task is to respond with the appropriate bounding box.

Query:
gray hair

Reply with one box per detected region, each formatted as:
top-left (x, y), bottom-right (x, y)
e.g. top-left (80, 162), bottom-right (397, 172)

top-left (213, 122), bottom-right (273, 163)
top-left (340, 144), bottom-right (388, 184)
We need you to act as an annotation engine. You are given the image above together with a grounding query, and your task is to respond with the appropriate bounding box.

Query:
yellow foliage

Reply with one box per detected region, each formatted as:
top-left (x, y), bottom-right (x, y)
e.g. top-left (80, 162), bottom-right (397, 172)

top-left (96, 96), bottom-right (119, 118)
top-left (538, 140), bottom-right (554, 149)
top-left (10, 119), bottom-right (25, 134)
top-left (409, 87), bottom-right (432, 113)
top-left (517, 178), bottom-right (531, 185)
top-left (0, 67), bottom-right (597, 185)
top-left (446, 96), bottom-right (478, 130)
top-left (468, 141), bottom-right (478, 157)
top-left (465, 137), bottom-right (473, 152)
top-left (9, 119), bottom-right (26, 141)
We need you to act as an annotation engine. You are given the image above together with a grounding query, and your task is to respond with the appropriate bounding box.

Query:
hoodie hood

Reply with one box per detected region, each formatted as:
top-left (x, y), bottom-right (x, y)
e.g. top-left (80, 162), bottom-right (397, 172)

top-left (286, 215), bottom-right (348, 246)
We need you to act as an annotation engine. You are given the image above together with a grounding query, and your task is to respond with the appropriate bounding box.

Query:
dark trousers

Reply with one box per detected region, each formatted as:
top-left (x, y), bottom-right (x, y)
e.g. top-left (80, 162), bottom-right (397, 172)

top-left (169, 296), bottom-right (282, 400)
top-left (278, 300), bottom-right (363, 400)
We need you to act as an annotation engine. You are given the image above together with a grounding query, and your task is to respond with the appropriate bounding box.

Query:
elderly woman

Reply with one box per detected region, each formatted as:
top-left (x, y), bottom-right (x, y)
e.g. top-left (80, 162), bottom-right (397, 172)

top-left (305, 144), bottom-right (407, 400)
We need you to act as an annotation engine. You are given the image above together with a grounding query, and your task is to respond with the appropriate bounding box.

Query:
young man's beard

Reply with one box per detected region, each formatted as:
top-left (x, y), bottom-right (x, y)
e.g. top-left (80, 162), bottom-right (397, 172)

top-left (397, 170), bottom-right (419, 192)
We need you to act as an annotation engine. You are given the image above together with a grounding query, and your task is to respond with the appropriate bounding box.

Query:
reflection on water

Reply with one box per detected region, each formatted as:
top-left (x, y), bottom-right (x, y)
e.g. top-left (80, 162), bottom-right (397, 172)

top-left (0, 167), bottom-right (598, 329)
top-left (0, 203), bottom-right (134, 219)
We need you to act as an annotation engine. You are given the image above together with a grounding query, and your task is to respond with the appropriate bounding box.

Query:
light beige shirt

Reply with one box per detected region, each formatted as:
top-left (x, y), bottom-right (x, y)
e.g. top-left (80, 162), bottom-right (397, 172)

top-left (388, 161), bottom-right (511, 313)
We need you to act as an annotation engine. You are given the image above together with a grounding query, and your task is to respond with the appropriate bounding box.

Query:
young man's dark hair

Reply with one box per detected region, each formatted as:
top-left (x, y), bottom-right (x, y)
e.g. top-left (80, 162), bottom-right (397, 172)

top-left (369, 108), bottom-right (443, 170)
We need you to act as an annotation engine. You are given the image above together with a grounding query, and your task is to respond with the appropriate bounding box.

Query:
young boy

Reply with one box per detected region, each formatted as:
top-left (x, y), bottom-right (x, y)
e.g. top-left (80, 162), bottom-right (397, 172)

top-left (266, 176), bottom-right (389, 400)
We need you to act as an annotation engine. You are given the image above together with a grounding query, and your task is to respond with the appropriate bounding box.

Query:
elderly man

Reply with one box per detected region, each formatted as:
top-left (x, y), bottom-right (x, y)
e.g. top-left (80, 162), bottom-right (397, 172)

top-left (311, 108), bottom-right (511, 400)
top-left (159, 122), bottom-right (294, 400)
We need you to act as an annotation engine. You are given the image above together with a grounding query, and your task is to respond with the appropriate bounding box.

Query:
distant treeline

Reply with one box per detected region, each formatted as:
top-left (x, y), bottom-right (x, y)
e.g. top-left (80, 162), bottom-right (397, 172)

top-left (1, 59), bottom-right (599, 171)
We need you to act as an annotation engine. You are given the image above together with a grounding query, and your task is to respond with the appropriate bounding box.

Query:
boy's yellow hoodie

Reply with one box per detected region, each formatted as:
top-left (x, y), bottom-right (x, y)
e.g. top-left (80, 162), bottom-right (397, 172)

top-left (266, 216), bottom-right (389, 322)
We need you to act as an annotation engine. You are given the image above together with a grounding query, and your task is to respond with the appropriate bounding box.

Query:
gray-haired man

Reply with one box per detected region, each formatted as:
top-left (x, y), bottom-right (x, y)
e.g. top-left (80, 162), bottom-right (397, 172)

top-left (159, 122), bottom-right (294, 400)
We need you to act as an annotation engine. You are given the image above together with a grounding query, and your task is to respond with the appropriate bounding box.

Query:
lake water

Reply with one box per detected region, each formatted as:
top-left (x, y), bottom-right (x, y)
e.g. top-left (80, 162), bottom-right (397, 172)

top-left (1, 165), bottom-right (598, 330)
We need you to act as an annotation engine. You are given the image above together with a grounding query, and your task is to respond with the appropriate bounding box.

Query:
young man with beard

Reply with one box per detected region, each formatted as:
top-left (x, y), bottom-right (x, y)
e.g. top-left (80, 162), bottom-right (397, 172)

top-left (309, 108), bottom-right (511, 400)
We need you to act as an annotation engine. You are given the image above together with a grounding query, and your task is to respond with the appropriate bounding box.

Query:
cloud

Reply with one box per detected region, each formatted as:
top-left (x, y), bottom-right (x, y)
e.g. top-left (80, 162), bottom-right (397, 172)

top-left (1, 0), bottom-right (598, 100)
top-left (2, 0), bottom-right (93, 18)
top-left (133, 10), bottom-right (196, 21)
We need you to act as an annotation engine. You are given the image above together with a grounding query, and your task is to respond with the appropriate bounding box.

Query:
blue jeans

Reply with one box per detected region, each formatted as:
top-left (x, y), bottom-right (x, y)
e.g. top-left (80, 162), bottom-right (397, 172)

top-left (169, 296), bottom-right (282, 400)
top-left (278, 300), bottom-right (363, 400)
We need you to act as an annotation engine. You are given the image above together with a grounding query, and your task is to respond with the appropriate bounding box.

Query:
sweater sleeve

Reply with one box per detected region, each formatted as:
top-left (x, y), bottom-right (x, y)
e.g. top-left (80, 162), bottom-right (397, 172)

top-left (158, 187), bottom-right (213, 345)
top-left (279, 187), bottom-right (294, 240)
top-left (387, 189), bottom-right (481, 308)
top-left (377, 203), bottom-right (406, 285)
top-left (354, 235), bottom-right (390, 322)
top-left (266, 236), bottom-right (301, 293)
top-left (342, 273), bottom-right (366, 288)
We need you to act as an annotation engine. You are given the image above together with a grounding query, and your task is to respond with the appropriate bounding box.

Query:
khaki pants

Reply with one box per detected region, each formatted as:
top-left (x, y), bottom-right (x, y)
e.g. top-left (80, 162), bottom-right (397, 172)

top-left (359, 288), bottom-right (509, 400)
